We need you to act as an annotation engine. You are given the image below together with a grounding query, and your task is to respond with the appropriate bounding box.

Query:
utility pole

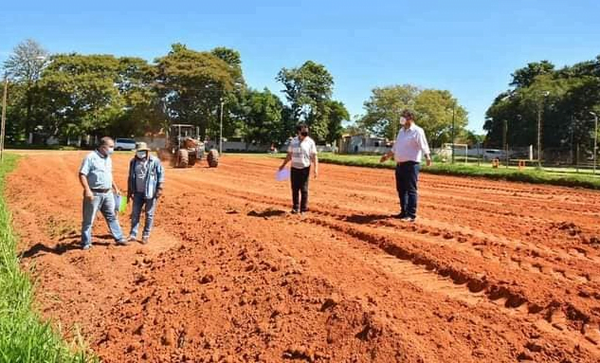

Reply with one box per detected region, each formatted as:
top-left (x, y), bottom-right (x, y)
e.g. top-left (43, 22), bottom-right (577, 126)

top-left (536, 105), bottom-right (542, 168)
top-left (219, 98), bottom-right (224, 155)
top-left (591, 111), bottom-right (598, 174)
top-left (0, 73), bottom-right (8, 162)
top-left (503, 119), bottom-right (508, 168)
top-left (536, 92), bottom-right (549, 168)
top-left (451, 103), bottom-right (455, 164)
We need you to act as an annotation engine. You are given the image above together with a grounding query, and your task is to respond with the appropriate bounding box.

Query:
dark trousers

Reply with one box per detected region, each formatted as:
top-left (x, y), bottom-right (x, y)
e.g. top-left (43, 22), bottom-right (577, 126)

top-left (395, 161), bottom-right (420, 218)
top-left (291, 166), bottom-right (310, 212)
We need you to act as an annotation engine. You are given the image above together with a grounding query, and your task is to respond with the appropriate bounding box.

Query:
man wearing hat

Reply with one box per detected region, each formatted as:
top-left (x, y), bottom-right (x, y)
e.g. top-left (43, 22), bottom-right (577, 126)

top-left (127, 142), bottom-right (165, 244)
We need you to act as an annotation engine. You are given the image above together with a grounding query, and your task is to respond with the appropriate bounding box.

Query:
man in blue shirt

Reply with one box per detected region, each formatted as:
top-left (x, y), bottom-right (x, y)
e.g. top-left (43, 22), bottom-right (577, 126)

top-left (126, 142), bottom-right (165, 244)
top-left (79, 137), bottom-right (127, 250)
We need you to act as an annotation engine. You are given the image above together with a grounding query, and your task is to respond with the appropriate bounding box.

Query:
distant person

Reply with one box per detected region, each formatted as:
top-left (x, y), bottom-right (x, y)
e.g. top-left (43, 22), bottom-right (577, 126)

top-left (78, 137), bottom-right (127, 250)
top-left (279, 124), bottom-right (318, 215)
top-left (127, 142), bottom-right (165, 244)
top-left (380, 110), bottom-right (431, 222)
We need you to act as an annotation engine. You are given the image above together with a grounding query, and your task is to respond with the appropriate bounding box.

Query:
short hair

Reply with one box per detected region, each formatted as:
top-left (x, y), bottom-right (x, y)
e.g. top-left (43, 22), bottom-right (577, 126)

top-left (296, 123), bottom-right (308, 132)
top-left (401, 109), bottom-right (415, 120)
top-left (99, 137), bottom-right (114, 146)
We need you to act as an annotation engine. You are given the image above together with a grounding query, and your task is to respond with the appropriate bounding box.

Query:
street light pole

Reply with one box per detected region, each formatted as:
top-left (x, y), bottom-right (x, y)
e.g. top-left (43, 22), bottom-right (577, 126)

top-left (0, 73), bottom-right (8, 162)
top-left (219, 98), bottom-right (224, 155)
top-left (503, 119), bottom-right (508, 168)
top-left (591, 111), bottom-right (598, 174)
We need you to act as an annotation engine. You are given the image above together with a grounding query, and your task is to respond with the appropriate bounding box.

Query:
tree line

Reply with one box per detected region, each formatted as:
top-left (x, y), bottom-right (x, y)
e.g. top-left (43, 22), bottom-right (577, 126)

top-left (3, 39), bottom-right (475, 148)
top-left (485, 57), bottom-right (600, 154)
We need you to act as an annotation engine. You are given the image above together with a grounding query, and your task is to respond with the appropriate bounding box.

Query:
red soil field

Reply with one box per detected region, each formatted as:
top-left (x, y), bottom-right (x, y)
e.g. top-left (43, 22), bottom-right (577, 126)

top-left (6, 152), bottom-right (600, 362)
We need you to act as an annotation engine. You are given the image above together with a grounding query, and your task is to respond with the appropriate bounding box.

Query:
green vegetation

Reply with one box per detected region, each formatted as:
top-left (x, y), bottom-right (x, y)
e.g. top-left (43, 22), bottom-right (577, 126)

top-left (0, 155), bottom-right (95, 362)
top-left (308, 153), bottom-right (600, 189)
top-left (485, 57), bottom-right (600, 156)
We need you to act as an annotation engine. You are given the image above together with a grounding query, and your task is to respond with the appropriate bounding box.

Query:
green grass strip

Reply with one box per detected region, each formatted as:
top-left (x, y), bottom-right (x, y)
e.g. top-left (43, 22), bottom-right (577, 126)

top-left (0, 154), bottom-right (96, 363)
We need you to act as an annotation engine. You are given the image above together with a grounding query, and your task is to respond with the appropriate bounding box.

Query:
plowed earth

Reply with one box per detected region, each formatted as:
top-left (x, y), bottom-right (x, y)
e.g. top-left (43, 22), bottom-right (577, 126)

top-left (6, 152), bottom-right (600, 362)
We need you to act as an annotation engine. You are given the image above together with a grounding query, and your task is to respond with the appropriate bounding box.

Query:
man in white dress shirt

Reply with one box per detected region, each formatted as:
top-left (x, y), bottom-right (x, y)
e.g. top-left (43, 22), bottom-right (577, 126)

top-left (380, 110), bottom-right (431, 222)
top-left (279, 124), bottom-right (319, 215)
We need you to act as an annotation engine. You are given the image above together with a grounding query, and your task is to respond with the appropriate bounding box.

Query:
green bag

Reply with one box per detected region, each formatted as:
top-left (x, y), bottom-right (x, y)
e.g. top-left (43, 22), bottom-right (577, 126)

top-left (114, 194), bottom-right (128, 214)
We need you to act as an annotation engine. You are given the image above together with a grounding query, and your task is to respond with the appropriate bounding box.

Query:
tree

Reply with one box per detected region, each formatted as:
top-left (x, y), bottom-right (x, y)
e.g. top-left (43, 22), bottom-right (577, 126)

top-left (3, 39), bottom-right (49, 139)
top-left (109, 57), bottom-right (163, 137)
top-left (324, 100), bottom-right (350, 144)
top-left (358, 85), bottom-right (466, 145)
top-left (414, 89), bottom-right (468, 147)
top-left (276, 60), bottom-right (334, 141)
top-left (510, 61), bottom-right (555, 88)
top-left (358, 85), bottom-right (419, 140)
top-left (486, 56), bottom-right (600, 155)
top-left (242, 88), bottom-right (284, 145)
top-left (35, 54), bottom-right (123, 140)
top-left (155, 43), bottom-right (236, 139)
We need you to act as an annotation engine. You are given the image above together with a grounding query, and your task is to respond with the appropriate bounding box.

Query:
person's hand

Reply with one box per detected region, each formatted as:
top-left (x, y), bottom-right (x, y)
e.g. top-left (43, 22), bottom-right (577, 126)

top-left (114, 188), bottom-right (121, 196)
top-left (380, 155), bottom-right (388, 163)
top-left (84, 189), bottom-right (94, 201)
top-left (278, 164), bottom-right (285, 171)
top-left (314, 170), bottom-right (318, 180)
top-left (156, 188), bottom-right (163, 198)
top-left (426, 158), bottom-right (432, 167)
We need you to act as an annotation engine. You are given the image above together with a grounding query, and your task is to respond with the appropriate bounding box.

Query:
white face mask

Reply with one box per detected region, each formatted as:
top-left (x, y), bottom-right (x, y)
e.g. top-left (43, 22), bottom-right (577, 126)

top-left (136, 151), bottom-right (147, 159)
top-left (399, 117), bottom-right (407, 126)
top-left (106, 147), bottom-right (114, 155)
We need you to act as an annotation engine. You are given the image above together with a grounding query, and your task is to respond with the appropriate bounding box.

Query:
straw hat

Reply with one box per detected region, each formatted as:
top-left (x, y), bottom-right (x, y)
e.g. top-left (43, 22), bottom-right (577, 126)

top-left (136, 142), bottom-right (150, 151)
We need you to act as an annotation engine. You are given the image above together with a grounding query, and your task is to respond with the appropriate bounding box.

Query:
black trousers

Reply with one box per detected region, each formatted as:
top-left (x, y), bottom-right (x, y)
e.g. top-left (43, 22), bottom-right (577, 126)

top-left (395, 161), bottom-right (420, 218)
top-left (291, 166), bottom-right (310, 212)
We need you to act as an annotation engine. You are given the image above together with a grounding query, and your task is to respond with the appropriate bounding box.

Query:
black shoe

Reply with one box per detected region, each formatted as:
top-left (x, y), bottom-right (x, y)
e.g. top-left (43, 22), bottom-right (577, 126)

top-left (291, 209), bottom-right (299, 214)
top-left (394, 213), bottom-right (407, 219)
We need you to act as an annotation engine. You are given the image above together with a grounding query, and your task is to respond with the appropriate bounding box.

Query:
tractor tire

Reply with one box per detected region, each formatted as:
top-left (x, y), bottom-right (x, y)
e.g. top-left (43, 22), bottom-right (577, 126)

top-left (177, 149), bottom-right (189, 168)
top-left (207, 149), bottom-right (219, 168)
top-left (188, 154), bottom-right (197, 167)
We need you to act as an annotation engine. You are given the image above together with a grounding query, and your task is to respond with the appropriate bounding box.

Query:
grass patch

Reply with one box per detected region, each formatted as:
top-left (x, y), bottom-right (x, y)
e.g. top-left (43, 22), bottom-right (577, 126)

top-left (0, 155), bottom-right (96, 362)
top-left (311, 153), bottom-right (600, 190)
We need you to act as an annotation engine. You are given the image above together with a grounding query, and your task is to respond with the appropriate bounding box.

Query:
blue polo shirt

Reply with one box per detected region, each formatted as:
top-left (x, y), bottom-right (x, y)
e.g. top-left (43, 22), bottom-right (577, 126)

top-left (79, 150), bottom-right (113, 190)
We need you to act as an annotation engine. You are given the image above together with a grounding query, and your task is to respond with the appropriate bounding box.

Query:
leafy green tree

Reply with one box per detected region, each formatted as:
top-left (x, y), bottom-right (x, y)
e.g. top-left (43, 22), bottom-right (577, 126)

top-left (486, 56), bottom-right (600, 154)
top-left (358, 85), bottom-right (466, 145)
top-left (510, 60), bottom-right (555, 88)
top-left (3, 39), bottom-right (49, 139)
top-left (414, 89), bottom-right (468, 147)
top-left (276, 60), bottom-right (334, 141)
top-left (36, 54), bottom-right (123, 140)
top-left (358, 84), bottom-right (419, 140)
top-left (324, 100), bottom-right (350, 144)
top-left (155, 43), bottom-right (236, 139)
top-left (241, 88), bottom-right (284, 145)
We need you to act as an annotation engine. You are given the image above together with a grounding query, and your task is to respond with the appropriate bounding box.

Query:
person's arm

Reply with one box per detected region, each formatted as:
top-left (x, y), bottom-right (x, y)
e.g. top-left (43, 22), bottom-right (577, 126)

top-left (127, 159), bottom-right (134, 200)
top-left (311, 142), bottom-right (318, 179)
top-left (279, 142), bottom-right (293, 170)
top-left (418, 129), bottom-right (432, 167)
top-left (79, 174), bottom-right (94, 201)
top-left (112, 181), bottom-right (121, 195)
top-left (156, 160), bottom-right (165, 198)
top-left (79, 157), bottom-right (94, 200)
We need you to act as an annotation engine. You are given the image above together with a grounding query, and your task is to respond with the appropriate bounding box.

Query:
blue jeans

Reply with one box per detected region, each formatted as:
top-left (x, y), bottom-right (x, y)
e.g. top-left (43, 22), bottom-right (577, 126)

top-left (129, 192), bottom-right (158, 239)
top-left (395, 162), bottom-right (420, 218)
top-left (81, 191), bottom-right (124, 247)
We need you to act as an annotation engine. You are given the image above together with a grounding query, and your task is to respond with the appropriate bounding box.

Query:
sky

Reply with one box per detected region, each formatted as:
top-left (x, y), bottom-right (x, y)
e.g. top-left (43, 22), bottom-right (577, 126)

top-left (1, 0), bottom-right (599, 132)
